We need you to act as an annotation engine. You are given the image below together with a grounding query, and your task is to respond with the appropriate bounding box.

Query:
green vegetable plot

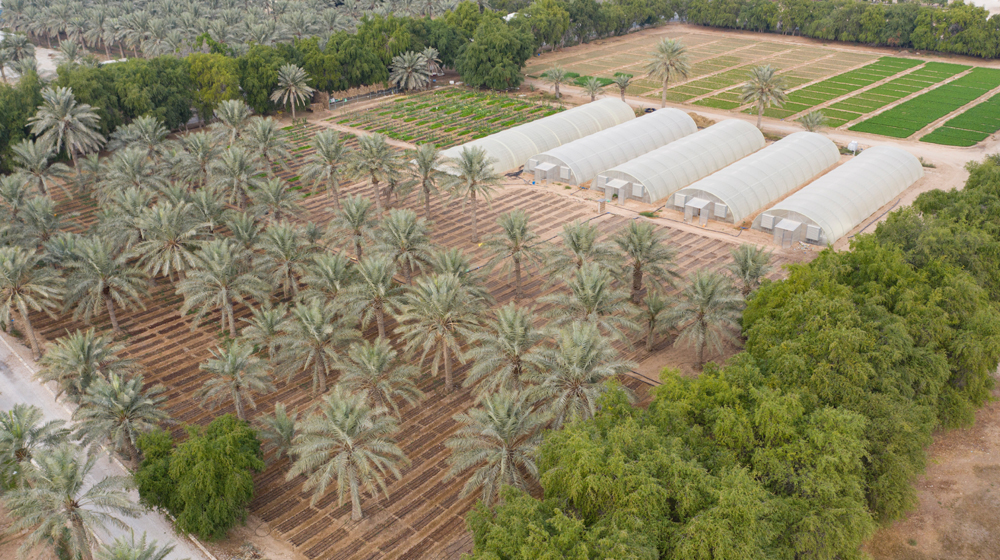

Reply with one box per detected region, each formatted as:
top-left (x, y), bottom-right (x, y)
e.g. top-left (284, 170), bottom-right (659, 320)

top-left (921, 91), bottom-right (1000, 146)
top-left (851, 67), bottom-right (1000, 138)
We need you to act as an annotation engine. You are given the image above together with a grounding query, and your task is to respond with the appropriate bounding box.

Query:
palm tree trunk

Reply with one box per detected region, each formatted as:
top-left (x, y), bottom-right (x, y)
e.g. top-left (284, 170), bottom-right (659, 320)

top-left (330, 177), bottom-right (341, 209)
top-left (235, 394), bottom-right (245, 420)
top-left (443, 344), bottom-right (453, 390)
top-left (119, 44), bottom-right (125, 58)
top-left (661, 77), bottom-right (669, 108)
top-left (226, 300), bottom-right (237, 339)
top-left (620, 87), bottom-right (626, 102)
top-left (72, 517), bottom-right (93, 560)
top-left (316, 360), bottom-right (326, 394)
top-left (423, 185), bottom-right (431, 219)
top-left (470, 192), bottom-right (479, 243)
top-left (631, 261), bottom-right (643, 303)
top-left (555, 83), bottom-right (560, 99)
top-left (355, 238), bottom-right (363, 260)
top-left (646, 323), bottom-right (655, 352)
top-left (403, 260), bottom-right (412, 285)
top-left (19, 311), bottom-right (41, 360)
top-left (375, 303), bottom-right (386, 340)
top-left (757, 101), bottom-right (764, 130)
top-left (513, 255), bottom-right (522, 301)
top-left (127, 436), bottom-right (142, 469)
top-left (291, 101), bottom-right (296, 120)
top-left (697, 318), bottom-right (706, 367)
top-left (105, 292), bottom-right (121, 333)
top-left (350, 470), bottom-right (363, 520)
top-left (372, 178), bottom-right (381, 212)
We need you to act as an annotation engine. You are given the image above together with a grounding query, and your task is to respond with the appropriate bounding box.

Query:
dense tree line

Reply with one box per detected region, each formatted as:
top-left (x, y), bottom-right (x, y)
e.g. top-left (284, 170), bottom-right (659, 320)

top-left (466, 158), bottom-right (1000, 558)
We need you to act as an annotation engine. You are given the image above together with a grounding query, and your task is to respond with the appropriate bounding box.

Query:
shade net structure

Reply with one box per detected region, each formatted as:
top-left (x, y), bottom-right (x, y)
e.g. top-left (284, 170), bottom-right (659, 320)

top-left (594, 119), bottom-right (765, 204)
top-left (673, 132), bottom-right (840, 225)
top-left (438, 98), bottom-right (635, 175)
top-left (753, 146), bottom-right (924, 246)
top-left (525, 108), bottom-right (697, 185)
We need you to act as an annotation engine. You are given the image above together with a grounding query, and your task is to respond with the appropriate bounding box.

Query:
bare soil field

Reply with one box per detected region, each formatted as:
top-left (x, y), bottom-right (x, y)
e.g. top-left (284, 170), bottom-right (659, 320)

top-left (20, 115), bottom-right (801, 559)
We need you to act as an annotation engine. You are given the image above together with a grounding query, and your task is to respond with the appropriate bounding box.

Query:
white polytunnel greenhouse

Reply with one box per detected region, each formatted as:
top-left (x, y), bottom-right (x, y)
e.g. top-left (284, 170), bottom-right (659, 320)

top-left (672, 132), bottom-right (840, 225)
top-left (438, 98), bottom-right (635, 175)
top-left (752, 145), bottom-right (924, 247)
top-left (524, 108), bottom-right (697, 186)
top-left (594, 119), bottom-right (765, 204)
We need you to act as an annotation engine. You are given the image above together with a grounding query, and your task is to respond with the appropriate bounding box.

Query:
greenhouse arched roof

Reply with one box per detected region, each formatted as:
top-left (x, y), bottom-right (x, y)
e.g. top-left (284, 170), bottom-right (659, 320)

top-left (753, 146), bottom-right (923, 245)
top-left (673, 132), bottom-right (840, 223)
top-left (527, 108), bottom-right (697, 185)
top-left (439, 98), bottom-right (635, 174)
top-left (596, 119), bottom-right (765, 203)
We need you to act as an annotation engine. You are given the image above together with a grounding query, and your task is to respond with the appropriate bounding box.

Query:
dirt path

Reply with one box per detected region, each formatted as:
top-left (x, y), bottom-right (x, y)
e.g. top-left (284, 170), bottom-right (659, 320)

top-left (313, 119), bottom-right (418, 150)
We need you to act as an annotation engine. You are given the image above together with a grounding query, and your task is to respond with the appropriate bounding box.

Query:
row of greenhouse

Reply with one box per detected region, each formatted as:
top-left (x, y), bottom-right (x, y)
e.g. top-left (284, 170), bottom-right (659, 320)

top-left (438, 98), bottom-right (924, 247)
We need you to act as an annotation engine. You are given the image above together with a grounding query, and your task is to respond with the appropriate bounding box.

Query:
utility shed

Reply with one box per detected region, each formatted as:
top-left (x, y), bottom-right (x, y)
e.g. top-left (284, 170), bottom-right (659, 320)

top-left (439, 98), bottom-right (635, 175)
top-left (753, 145), bottom-right (923, 246)
top-left (672, 132), bottom-right (840, 225)
top-left (594, 119), bottom-right (764, 204)
top-left (525, 108), bottom-right (697, 185)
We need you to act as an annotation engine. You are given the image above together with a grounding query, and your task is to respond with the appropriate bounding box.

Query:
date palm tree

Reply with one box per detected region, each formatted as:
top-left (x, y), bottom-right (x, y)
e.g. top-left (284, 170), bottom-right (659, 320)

top-left (340, 255), bottom-right (404, 340)
top-left (210, 145), bottom-right (262, 209)
top-left (547, 219), bottom-right (618, 279)
top-left (430, 248), bottom-right (493, 304)
top-left (197, 340), bottom-right (275, 421)
top-left (63, 237), bottom-right (147, 334)
top-left (0, 404), bottom-right (69, 488)
top-left (256, 221), bottom-right (310, 298)
top-left (28, 86), bottom-right (105, 166)
top-left (271, 64), bottom-right (314, 119)
top-left (0, 174), bottom-right (32, 222)
top-left (582, 76), bottom-right (605, 102)
top-left (243, 117), bottom-right (292, 177)
top-left (669, 270), bottom-right (743, 367)
top-left (249, 178), bottom-right (303, 225)
top-left (645, 38), bottom-right (690, 108)
top-left (389, 50), bottom-right (431, 91)
top-left (240, 303), bottom-right (287, 360)
top-left (224, 211), bottom-right (263, 251)
top-left (482, 209), bottom-right (545, 301)
top-left (614, 220), bottom-right (678, 303)
top-left (463, 303), bottom-right (545, 396)
top-left (346, 134), bottom-right (401, 212)
top-left (541, 262), bottom-right (638, 344)
top-left (340, 339), bottom-right (424, 417)
top-left (177, 239), bottom-right (271, 338)
top-left (106, 115), bottom-right (170, 160)
top-left (10, 138), bottom-right (71, 197)
top-left (422, 46), bottom-right (442, 75)
top-left (74, 373), bottom-right (168, 469)
top-left (741, 65), bottom-right (787, 130)
top-left (276, 300), bottom-right (359, 394)
top-left (99, 147), bottom-right (168, 203)
top-left (0, 246), bottom-right (63, 359)
top-left (21, 194), bottom-right (66, 246)
top-left (257, 402), bottom-right (297, 462)
top-left (211, 99), bottom-right (252, 145)
top-left (96, 188), bottom-right (154, 251)
top-left (302, 253), bottom-right (355, 304)
top-left (798, 110), bottom-right (828, 132)
top-left (372, 208), bottom-right (434, 285)
top-left (638, 289), bottom-right (672, 352)
top-left (189, 186), bottom-right (228, 235)
top-left (301, 129), bottom-right (349, 209)
top-left (442, 146), bottom-right (500, 243)
top-left (397, 273), bottom-right (479, 391)
top-left (445, 389), bottom-right (546, 506)
top-left (612, 73), bottom-right (632, 102)
top-left (537, 321), bottom-right (635, 429)
top-left (4, 445), bottom-right (142, 560)
top-left (728, 243), bottom-right (774, 298)
top-left (174, 131), bottom-right (220, 189)
top-left (543, 66), bottom-right (567, 99)
top-left (131, 201), bottom-right (205, 282)
top-left (96, 534), bottom-right (175, 560)
top-left (328, 194), bottom-right (377, 259)
top-left (37, 328), bottom-right (141, 402)
top-left (410, 143), bottom-right (442, 220)
top-left (288, 386), bottom-right (407, 521)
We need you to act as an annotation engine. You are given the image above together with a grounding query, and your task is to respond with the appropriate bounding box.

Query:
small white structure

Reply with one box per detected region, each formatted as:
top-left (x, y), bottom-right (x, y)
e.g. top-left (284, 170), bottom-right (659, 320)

top-left (438, 98), bottom-right (634, 175)
top-left (753, 146), bottom-right (924, 246)
top-left (525, 108), bottom-right (697, 185)
top-left (594, 119), bottom-right (764, 204)
top-left (673, 132), bottom-right (840, 225)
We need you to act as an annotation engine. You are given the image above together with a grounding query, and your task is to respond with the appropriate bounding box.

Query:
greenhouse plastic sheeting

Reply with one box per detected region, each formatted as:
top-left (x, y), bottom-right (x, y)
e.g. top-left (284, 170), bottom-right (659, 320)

top-left (595, 119), bottom-right (765, 204)
top-left (753, 146), bottom-right (923, 245)
top-left (673, 132), bottom-right (839, 224)
top-left (527, 108), bottom-right (697, 185)
top-left (438, 98), bottom-right (635, 174)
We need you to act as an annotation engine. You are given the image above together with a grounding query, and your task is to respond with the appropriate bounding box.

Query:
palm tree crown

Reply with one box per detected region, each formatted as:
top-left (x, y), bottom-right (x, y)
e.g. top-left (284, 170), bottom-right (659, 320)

top-left (346, 134), bottom-right (401, 212)
top-left (728, 243), bottom-right (774, 298)
top-left (339, 339), bottom-right (424, 417)
top-left (301, 129), bottom-right (350, 208)
top-left (464, 303), bottom-right (545, 396)
top-left (275, 299), bottom-right (359, 394)
top-left (270, 63), bottom-right (315, 119)
top-left (614, 220), bottom-right (678, 303)
top-left (63, 236), bottom-right (148, 334)
top-left (411, 143), bottom-right (443, 219)
top-left (0, 246), bottom-right (63, 359)
top-left (37, 328), bottom-right (141, 402)
top-left (28, 85), bottom-right (105, 165)
top-left (442, 146), bottom-right (501, 243)
top-left (645, 38), bottom-right (691, 108)
top-left (95, 534), bottom-right (175, 560)
top-left (372, 207), bottom-right (434, 285)
top-left (74, 372), bottom-right (169, 469)
top-left (741, 65), bottom-right (788, 130)
top-left (0, 404), bottom-right (69, 488)
top-left (669, 269), bottom-right (744, 367)
top-left (481, 209), bottom-right (545, 301)
top-left (389, 50), bottom-right (431, 91)
top-left (197, 340), bottom-right (275, 421)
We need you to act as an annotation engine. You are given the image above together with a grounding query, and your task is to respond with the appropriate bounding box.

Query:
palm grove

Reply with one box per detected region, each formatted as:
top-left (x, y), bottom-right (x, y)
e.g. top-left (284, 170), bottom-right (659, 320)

top-left (0, 76), bottom-right (766, 553)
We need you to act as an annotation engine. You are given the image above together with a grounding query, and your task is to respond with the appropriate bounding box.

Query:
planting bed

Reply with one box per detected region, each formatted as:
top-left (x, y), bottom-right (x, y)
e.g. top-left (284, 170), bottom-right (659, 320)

top-left (29, 116), bottom-right (797, 559)
top-left (921, 91), bottom-right (1000, 146)
top-left (851, 67), bottom-right (1000, 138)
top-left (332, 88), bottom-right (563, 147)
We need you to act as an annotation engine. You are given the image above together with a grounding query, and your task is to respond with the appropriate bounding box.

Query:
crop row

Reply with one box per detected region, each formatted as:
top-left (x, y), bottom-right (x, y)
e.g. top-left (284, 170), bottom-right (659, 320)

top-left (851, 67), bottom-right (1000, 138)
top-left (920, 91), bottom-right (1000, 146)
top-left (918, 127), bottom-right (990, 147)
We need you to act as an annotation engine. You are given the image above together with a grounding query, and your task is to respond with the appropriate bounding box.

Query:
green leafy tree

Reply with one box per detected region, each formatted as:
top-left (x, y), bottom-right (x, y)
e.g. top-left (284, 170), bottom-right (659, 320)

top-left (741, 65), bottom-right (787, 130)
top-left (0, 246), bottom-right (63, 359)
top-left (442, 146), bottom-right (501, 243)
top-left (187, 53), bottom-right (240, 125)
top-left (74, 373), bottom-right (169, 469)
top-left (455, 18), bottom-right (534, 91)
top-left (445, 390), bottom-right (546, 506)
top-left (464, 303), bottom-right (545, 395)
top-left (645, 38), bottom-right (690, 108)
top-left (339, 339), bottom-right (425, 417)
top-left (287, 386), bottom-right (408, 521)
top-left (614, 220), bottom-right (678, 303)
top-left (670, 269), bottom-right (743, 367)
top-left (64, 237), bottom-right (147, 334)
top-left (5, 445), bottom-right (142, 560)
top-left (0, 404), bottom-right (69, 489)
top-left (235, 44), bottom-right (283, 115)
top-left (482, 209), bottom-right (546, 301)
top-left (197, 341), bottom-right (275, 421)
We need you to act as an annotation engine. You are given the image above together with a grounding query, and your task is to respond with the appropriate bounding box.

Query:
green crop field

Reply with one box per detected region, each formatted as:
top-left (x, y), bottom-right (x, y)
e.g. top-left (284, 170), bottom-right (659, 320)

top-left (921, 91), bottom-right (1000, 146)
top-left (851, 67), bottom-right (1000, 138)
top-left (333, 88), bottom-right (562, 146)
